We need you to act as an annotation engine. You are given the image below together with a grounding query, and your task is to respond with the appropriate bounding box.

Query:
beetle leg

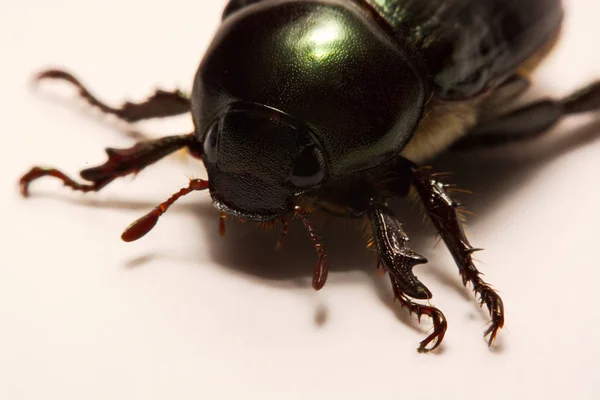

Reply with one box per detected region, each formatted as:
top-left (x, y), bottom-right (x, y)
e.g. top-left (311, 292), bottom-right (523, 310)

top-left (454, 80), bottom-right (600, 149)
top-left (20, 133), bottom-right (201, 197)
top-left (411, 167), bottom-right (504, 346)
top-left (390, 276), bottom-right (447, 353)
top-left (294, 207), bottom-right (328, 291)
top-left (35, 69), bottom-right (190, 122)
top-left (367, 201), bottom-right (431, 299)
top-left (367, 200), bottom-right (447, 352)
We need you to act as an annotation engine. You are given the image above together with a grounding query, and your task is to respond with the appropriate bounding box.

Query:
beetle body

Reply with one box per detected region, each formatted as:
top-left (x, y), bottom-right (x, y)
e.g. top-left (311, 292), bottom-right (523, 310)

top-left (21, 0), bottom-right (600, 351)
top-left (194, 0), bottom-right (564, 220)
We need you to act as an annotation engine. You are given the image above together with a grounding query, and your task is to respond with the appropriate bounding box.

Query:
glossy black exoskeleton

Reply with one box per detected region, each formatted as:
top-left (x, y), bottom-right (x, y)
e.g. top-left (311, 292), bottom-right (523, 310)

top-left (19, 0), bottom-right (600, 352)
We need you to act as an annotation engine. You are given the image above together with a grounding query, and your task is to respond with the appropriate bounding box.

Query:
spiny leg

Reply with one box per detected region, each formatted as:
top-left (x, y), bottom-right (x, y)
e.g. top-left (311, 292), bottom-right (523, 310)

top-left (390, 276), bottom-right (448, 353)
top-left (36, 69), bottom-right (190, 122)
top-left (367, 200), bottom-right (447, 352)
top-left (454, 80), bottom-right (600, 149)
top-left (294, 207), bottom-right (328, 291)
top-left (367, 201), bottom-right (430, 299)
top-left (20, 133), bottom-right (200, 197)
top-left (411, 167), bottom-right (504, 345)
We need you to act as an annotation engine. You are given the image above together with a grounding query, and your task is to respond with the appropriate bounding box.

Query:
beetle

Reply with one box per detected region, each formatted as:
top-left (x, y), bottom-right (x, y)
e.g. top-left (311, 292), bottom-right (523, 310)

top-left (18, 0), bottom-right (600, 352)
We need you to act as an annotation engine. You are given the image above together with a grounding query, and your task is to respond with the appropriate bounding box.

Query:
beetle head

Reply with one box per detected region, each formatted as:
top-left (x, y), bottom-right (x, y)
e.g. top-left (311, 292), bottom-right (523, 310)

top-left (201, 103), bottom-right (328, 221)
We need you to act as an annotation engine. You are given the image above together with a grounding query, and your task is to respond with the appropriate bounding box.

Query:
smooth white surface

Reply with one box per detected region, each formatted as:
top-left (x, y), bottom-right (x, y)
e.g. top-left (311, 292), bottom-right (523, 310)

top-left (1, 1), bottom-right (599, 399)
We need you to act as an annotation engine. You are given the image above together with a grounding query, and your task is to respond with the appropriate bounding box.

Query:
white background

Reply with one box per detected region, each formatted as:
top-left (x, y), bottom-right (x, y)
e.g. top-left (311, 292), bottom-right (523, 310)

top-left (1, 1), bottom-right (599, 399)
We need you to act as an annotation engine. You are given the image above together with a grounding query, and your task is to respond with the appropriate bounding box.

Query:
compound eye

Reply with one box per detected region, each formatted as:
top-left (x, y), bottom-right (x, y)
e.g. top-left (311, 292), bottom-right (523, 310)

top-left (288, 145), bottom-right (326, 188)
top-left (202, 120), bottom-right (219, 163)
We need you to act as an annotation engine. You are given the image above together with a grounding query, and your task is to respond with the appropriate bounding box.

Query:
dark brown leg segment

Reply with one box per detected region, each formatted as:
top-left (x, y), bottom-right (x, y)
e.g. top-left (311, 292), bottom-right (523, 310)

top-left (411, 168), bottom-right (504, 345)
top-left (275, 216), bottom-right (289, 251)
top-left (390, 276), bottom-right (448, 353)
top-left (122, 179), bottom-right (209, 242)
top-left (20, 133), bottom-right (199, 197)
top-left (294, 207), bottom-right (328, 291)
top-left (368, 200), bottom-right (447, 352)
top-left (454, 80), bottom-right (600, 149)
top-left (36, 69), bottom-right (190, 122)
